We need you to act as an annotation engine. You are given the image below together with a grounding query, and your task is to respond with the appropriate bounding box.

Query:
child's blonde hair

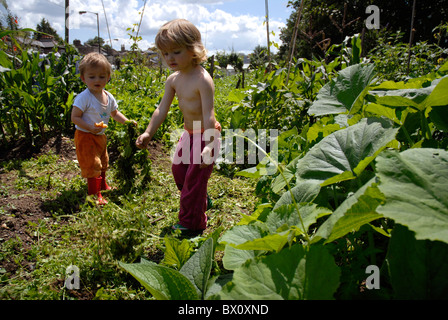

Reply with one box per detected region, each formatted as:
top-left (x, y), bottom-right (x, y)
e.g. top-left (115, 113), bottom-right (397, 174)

top-left (155, 19), bottom-right (207, 65)
top-left (79, 52), bottom-right (112, 77)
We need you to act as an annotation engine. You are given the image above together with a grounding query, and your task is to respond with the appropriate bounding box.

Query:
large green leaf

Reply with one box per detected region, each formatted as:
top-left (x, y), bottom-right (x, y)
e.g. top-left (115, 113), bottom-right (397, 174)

top-left (219, 224), bottom-right (266, 247)
top-left (308, 63), bottom-right (376, 116)
top-left (366, 87), bottom-right (432, 110)
top-left (220, 223), bottom-right (291, 252)
top-left (385, 224), bottom-right (448, 299)
top-left (325, 183), bottom-right (384, 243)
top-left (162, 236), bottom-right (193, 269)
top-left (366, 75), bottom-right (448, 111)
top-left (267, 203), bottom-right (331, 236)
top-left (234, 232), bottom-right (291, 252)
top-left (222, 245), bottom-right (257, 270)
top-left (423, 76), bottom-right (448, 108)
top-left (295, 118), bottom-right (399, 186)
top-left (273, 180), bottom-right (321, 210)
top-left (376, 148), bottom-right (448, 243)
top-left (214, 244), bottom-right (340, 300)
top-left (429, 105), bottom-right (448, 132)
top-left (312, 178), bottom-right (382, 243)
top-left (118, 260), bottom-right (198, 300)
top-left (180, 238), bottom-right (214, 299)
top-left (426, 76), bottom-right (448, 132)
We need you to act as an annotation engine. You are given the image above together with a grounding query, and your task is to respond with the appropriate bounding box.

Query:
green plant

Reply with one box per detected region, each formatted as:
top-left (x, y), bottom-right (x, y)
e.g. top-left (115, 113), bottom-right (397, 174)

top-left (368, 30), bottom-right (448, 81)
top-left (0, 29), bottom-right (83, 145)
top-left (114, 120), bottom-right (151, 194)
top-left (119, 230), bottom-right (229, 300)
top-left (214, 61), bottom-right (448, 299)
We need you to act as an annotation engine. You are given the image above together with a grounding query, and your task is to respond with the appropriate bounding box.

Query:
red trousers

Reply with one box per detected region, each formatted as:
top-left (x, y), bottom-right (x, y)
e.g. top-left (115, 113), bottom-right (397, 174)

top-left (172, 129), bottom-right (220, 230)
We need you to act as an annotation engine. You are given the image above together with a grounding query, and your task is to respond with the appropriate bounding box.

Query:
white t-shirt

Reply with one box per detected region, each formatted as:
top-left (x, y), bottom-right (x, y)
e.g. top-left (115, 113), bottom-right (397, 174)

top-left (73, 88), bottom-right (118, 135)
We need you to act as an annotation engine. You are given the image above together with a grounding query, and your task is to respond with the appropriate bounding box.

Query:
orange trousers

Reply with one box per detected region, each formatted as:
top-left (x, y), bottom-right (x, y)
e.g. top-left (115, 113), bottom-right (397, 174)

top-left (74, 130), bottom-right (109, 178)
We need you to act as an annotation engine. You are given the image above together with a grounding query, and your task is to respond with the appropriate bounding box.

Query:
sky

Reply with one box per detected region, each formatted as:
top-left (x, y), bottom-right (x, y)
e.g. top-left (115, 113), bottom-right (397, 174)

top-left (3, 0), bottom-right (294, 54)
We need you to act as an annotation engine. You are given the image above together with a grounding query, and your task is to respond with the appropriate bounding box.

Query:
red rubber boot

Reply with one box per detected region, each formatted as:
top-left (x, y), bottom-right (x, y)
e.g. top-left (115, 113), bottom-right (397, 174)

top-left (100, 171), bottom-right (112, 191)
top-left (87, 177), bottom-right (108, 205)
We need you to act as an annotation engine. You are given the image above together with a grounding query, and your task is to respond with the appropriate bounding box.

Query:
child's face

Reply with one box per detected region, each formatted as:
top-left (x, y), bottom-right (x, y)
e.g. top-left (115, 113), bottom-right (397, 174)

top-left (162, 46), bottom-right (195, 71)
top-left (81, 65), bottom-right (110, 94)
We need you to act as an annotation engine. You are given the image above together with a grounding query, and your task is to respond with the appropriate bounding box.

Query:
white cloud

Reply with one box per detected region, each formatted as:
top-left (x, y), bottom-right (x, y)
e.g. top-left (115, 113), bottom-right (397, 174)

top-left (4, 0), bottom-right (286, 54)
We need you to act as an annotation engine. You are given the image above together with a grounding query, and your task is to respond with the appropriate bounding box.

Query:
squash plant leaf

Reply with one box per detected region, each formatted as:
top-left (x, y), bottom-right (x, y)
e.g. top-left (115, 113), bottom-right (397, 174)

top-left (222, 245), bottom-right (258, 270)
top-left (267, 203), bottom-right (331, 236)
top-left (219, 224), bottom-right (267, 247)
top-left (180, 237), bottom-right (214, 299)
top-left (273, 180), bottom-right (321, 210)
top-left (162, 236), bottom-right (193, 269)
top-left (376, 148), bottom-right (448, 243)
top-left (118, 260), bottom-right (198, 300)
top-left (312, 178), bottom-right (379, 243)
top-left (219, 223), bottom-right (289, 253)
top-left (385, 224), bottom-right (448, 299)
top-left (296, 118), bottom-right (399, 186)
top-left (308, 63), bottom-right (376, 116)
top-left (422, 76), bottom-right (448, 108)
top-left (366, 75), bottom-right (448, 112)
top-left (214, 244), bottom-right (340, 300)
top-left (429, 105), bottom-right (448, 132)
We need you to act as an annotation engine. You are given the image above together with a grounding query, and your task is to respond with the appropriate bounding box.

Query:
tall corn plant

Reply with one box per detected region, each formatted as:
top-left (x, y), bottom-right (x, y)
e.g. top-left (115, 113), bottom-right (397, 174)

top-left (0, 29), bottom-right (82, 146)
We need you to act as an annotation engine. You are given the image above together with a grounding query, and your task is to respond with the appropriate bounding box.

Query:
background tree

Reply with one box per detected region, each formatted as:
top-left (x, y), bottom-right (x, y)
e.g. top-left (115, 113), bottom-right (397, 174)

top-left (278, 0), bottom-right (448, 61)
top-left (249, 45), bottom-right (270, 69)
top-left (215, 50), bottom-right (230, 69)
top-left (86, 36), bottom-right (105, 47)
top-left (33, 18), bottom-right (62, 43)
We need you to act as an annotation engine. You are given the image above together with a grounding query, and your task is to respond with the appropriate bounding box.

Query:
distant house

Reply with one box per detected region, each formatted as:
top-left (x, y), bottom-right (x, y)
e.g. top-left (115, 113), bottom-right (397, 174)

top-left (14, 35), bottom-right (61, 54)
top-left (225, 63), bottom-right (250, 76)
top-left (226, 64), bottom-right (235, 76)
top-left (73, 39), bottom-right (121, 67)
top-left (73, 39), bottom-right (116, 56)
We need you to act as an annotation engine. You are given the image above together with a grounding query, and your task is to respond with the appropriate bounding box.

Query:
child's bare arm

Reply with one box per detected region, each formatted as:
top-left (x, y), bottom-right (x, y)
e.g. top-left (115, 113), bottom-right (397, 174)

top-left (111, 110), bottom-right (133, 124)
top-left (200, 75), bottom-right (216, 137)
top-left (136, 77), bottom-right (176, 149)
top-left (199, 74), bottom-right (217, 168)
top-left (71, 106), bottom-right (102, 134)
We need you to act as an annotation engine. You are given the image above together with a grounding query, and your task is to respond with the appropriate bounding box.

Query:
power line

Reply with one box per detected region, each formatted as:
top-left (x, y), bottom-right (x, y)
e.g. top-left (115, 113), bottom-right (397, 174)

top-left (44, 0), bottom-right (65, 9)
top-left (101, 0), bottom-right (112, 48)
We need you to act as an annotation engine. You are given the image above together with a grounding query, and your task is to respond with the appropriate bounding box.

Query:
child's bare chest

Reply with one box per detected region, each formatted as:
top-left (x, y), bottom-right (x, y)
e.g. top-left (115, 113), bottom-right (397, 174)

top-left (173, 79), bottom-right (200, 103)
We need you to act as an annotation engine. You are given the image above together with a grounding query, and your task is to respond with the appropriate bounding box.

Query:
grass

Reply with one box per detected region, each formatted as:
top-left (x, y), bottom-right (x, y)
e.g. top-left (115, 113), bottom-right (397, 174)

top-left (0, 139), bottom-right (258, 300)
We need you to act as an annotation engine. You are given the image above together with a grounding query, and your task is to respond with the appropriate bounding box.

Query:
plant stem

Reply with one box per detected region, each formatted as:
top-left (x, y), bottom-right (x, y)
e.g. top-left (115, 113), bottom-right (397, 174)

top-left (368, 229), bottom-right (376, 266)
top-left (286, 0), bottom-right (305, 86)
top-left (332, 184), bottom-right (339, 208)
top-left (233, 131), bottom-right (311, 243)
top-left (406, 0), bottom-right (417, 75)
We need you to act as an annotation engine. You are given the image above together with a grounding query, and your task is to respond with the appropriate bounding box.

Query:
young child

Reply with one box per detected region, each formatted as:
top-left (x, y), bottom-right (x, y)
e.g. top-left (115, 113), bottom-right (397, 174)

top-left (136, 19), bottom-right (221, 232)
top-left (71, 52), bottom-right (134, 205)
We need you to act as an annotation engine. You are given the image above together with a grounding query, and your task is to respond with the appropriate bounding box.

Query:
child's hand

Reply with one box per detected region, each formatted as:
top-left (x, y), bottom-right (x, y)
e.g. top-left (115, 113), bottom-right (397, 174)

top-left (125, 120), bottom-right (138, 126)
top-left (90, 124), bottom-right (103, 134)
top-left (136, 132), bottom-right (150, 149)
top-left (200, 145), bottom-right (214, 168)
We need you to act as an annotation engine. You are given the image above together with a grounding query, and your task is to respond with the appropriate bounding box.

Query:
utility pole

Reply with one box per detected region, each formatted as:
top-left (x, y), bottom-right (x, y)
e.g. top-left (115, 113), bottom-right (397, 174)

top-left (265, 0), bottom-right (270, 63)
top-left (65, 0), bottom-right (69, 44)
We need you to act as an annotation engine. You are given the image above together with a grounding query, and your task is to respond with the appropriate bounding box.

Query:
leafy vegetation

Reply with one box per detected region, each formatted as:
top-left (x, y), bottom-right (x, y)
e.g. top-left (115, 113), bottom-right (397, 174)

top-left (118, 56), bottom-right (448, 300)
top-left (0, 30), bottom-right (83, 145)
top-left (1, 5), bottom-right (448, 300)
